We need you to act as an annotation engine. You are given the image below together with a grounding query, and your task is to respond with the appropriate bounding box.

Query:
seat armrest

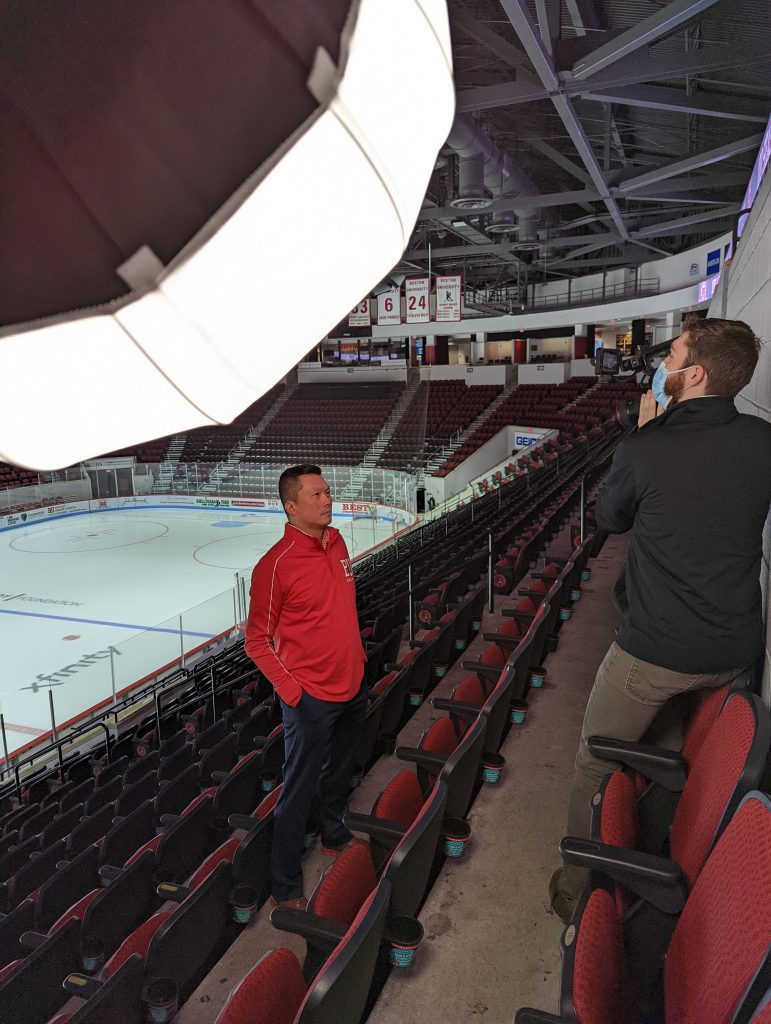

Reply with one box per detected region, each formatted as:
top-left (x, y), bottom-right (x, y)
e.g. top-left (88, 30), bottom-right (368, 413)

top-left (211, 771), bottom-right (230, 784)
top-left (461, 660), bottom-right (501, 680)
top-left (63, 974), bottom-right (104, 1000)
top-left (587, 737), bottom-right (686, 791)
top-left (431, 699), bottom-right (480, 724)
top-left (501, 609), bottom-right (535, 621)
top-left (482, 631), bottom-right (519, 647)
top-left (408, 640), bottom-right (426, 649)
top-left (159, 813), bottom-right (182, 829)
top-left (270, 908), bottom-right (347, 955)
top-left (98, 864), bottom-right (123, 884)
top-left (345, 812), bottom-right (406, 847)
top-left (543, 556), bottom-right (568, 568)
top-left (156, 881), bottom-right (192, 904)
top-left (395, 746), bottom-right (448, 775)
top-left (383, 663), bottom-right (403, 673)
top-left (514, 1011), bottom-right (564, 1024)
top-left (228, 813), bottom-right (258, 832)
top-left (19, 930), bottom-right (47, 950)
top-left (559, 836), bottom-right (687, 914)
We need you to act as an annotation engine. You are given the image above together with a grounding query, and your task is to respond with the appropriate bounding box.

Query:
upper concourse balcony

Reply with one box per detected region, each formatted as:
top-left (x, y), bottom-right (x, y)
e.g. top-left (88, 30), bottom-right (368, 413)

top-left (464, 277), bottom-right (660, 318)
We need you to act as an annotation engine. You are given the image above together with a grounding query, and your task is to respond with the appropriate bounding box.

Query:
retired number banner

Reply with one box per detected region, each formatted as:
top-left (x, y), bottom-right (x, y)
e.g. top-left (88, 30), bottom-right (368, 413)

top-left (435, 274), bottom-right (461, 322)
top-left (377, 288), bottom-right (401, 326)
top-left (348, 298), bottom-right (371, 327)
top-left (404, 277), bottom-right (430, 323)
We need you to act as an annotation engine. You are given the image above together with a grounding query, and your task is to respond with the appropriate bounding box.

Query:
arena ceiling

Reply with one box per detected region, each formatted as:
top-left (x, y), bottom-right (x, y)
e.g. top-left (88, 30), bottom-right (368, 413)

top-left (400, 0), bottom-right (771, 304)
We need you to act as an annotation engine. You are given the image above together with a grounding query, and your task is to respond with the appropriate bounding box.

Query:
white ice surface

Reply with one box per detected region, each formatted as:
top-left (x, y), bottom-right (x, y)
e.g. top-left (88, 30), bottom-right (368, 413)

top-left (0, 508), bottom-right (395, 755)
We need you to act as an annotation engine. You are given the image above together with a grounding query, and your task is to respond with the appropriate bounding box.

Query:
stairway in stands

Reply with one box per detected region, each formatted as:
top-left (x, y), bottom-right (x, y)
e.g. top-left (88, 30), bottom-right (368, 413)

top-left (339, 367), bottom-right (420, 501)
top-left (424, 374), bottom-right (519, 475)
top-left (153, 435), bottom-right (187, 493)
top-left (198, 375), bottom-right (299, 494)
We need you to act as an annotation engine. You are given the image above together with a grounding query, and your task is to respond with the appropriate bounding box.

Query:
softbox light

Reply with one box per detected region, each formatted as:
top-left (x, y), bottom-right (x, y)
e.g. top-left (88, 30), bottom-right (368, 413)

top-left (0, 0), bottom-right (454, 469)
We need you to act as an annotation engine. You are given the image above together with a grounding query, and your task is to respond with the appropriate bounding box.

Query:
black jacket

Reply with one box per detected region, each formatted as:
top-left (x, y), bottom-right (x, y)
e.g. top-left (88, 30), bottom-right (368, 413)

top-left (596, 396), bottom-right (771, 673)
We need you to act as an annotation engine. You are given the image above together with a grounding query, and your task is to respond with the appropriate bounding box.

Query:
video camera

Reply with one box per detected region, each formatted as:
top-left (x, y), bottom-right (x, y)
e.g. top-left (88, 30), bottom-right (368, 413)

top-left (591, 338), bottom-right (674, 428)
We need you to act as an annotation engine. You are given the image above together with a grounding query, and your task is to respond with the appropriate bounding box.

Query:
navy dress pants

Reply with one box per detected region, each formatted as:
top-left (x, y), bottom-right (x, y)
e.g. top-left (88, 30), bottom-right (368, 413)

top-left (271, 681), bottom-right (367, 901)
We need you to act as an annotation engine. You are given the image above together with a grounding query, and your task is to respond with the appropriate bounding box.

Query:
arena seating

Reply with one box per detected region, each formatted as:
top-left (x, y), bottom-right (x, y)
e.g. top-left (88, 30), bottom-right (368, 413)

top-left (435, 378), bottom-right (641, 476)
top-left (270, 779), bottom-right (447, 979)
top-left (213, 881), bottom-right (391, 1024)
top-left (0, 422), bottom-right (626, 1021)
top-left (0, 462), bottom-right (38, 490)
top-left (246, 382), bottom-right (403, 466)
top-left (174, 383), bottom-right (287, 465)
top-left (515, 791), bottom-right (771, 1024)
top-left (560, 689), bottom-right (769, 932)
top-left (106, 384), bottom-right (287, 467)
top-left (378, 380), bottom-right (502, 471)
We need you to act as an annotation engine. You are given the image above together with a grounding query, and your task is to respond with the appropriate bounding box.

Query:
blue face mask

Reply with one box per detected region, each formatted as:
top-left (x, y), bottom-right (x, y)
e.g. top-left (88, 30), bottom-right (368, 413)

top-left (652, 362), bottom-right (690, 408)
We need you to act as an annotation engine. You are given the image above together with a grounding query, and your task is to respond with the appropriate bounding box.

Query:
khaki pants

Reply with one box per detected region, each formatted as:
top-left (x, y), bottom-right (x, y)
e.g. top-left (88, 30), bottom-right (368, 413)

top-left (559, 641), bottom-right (741, 900)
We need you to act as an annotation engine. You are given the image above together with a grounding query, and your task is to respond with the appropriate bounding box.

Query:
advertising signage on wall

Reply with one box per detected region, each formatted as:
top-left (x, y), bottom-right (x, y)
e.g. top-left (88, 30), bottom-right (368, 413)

top-left (706, 248), bottom-right (720, 276)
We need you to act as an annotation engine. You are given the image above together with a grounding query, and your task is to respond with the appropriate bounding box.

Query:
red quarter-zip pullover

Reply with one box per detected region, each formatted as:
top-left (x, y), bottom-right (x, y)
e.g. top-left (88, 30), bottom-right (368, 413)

top-left (245, 524), bottom-right (365, 706)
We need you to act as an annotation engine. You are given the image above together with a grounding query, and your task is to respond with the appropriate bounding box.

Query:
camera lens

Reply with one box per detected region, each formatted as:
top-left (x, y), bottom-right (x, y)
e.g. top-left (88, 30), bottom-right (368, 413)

top-left (614, 397), bottom-right (641, 430)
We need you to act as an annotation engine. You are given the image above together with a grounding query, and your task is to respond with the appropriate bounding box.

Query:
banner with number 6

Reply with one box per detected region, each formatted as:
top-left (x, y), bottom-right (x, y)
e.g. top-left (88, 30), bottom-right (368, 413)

top-left (377, 287), bottom-right (401, 325)
top-left (405, 277), bottom-right (429, 323)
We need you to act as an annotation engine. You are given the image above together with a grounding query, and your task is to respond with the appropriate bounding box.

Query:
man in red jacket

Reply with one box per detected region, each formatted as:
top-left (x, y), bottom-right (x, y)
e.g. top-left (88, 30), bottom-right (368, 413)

top-left (245, 464), bottom-right (367, 909)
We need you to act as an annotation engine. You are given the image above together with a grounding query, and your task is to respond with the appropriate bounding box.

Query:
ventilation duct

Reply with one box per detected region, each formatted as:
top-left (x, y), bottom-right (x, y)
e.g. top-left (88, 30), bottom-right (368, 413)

top-left (451, 152), bottom-right (492, 209)
top-left (446, 114), bottom-right (541, 236)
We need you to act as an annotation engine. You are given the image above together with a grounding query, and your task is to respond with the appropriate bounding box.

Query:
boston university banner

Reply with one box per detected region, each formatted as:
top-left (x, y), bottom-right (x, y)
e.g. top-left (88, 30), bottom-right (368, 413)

top-left (434, 274), bottom-right (461, 322)
top-left (404, 277), bottom-right (429, 323)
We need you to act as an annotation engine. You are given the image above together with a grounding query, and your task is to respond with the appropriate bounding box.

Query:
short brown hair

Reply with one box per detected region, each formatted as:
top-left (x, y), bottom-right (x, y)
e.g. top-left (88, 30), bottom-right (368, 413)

top-left (682, 317), bottom-right (759, 396)
top-left (278, 464), bottom-right (322, 509)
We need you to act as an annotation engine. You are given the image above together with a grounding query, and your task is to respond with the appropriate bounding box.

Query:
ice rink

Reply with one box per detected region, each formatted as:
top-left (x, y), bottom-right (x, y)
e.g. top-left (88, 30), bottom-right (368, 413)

top-left (0, 506), bottom-right (399, 757)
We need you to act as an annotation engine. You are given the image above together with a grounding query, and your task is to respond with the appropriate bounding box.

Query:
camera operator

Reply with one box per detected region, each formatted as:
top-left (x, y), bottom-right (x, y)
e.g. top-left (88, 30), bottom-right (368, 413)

top-left (549, 317), bottom-right (771, 924)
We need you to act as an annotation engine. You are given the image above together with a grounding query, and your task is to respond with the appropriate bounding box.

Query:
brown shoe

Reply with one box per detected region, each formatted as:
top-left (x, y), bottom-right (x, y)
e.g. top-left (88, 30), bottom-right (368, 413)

top-left (321, 838), bottom-right (360, 858)
top-left (270, 895), bottom-right (308, 911)
top-left (548, 867), bottom-right (577, 926)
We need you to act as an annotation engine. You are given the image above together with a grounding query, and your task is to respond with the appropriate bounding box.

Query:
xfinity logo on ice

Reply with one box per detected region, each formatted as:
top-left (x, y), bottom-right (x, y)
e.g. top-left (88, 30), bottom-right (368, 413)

top-left (22, 645), bottom-right (122, 692)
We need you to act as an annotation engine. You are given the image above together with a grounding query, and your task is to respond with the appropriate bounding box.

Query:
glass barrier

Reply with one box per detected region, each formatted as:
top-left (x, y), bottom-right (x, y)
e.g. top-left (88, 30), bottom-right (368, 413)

top-left (0, 461), bottom-right (418, 761)
top-left (0, 582), bottom-right (244, 762)
top-left (0, 493), bottom-right (417, 762)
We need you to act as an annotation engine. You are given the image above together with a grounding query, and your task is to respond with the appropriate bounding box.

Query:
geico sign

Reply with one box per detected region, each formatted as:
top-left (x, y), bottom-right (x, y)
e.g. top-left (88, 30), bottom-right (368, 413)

top-left (516, 436), bottom-right (537, 447)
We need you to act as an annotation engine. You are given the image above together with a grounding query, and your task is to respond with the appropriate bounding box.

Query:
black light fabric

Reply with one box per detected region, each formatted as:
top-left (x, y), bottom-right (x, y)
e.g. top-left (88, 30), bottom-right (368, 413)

top-left (596, 396), bottom-right (771, 673)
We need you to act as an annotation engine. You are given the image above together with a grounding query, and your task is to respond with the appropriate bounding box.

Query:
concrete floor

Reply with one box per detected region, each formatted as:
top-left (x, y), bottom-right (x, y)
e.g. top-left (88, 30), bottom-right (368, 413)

top-left (178, 530), bottom-right (629, 1024)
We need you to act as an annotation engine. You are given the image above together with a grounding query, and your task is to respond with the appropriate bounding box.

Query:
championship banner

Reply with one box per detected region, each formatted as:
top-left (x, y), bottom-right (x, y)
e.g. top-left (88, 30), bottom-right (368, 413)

top-left (404, 277), bottom-right (429, 323)
top-left (376, 288), bottom-right (401, 326)
top-left (348, 298), bottom-right (371, 327)
top-left (435, 274), bottom-right (461, 322)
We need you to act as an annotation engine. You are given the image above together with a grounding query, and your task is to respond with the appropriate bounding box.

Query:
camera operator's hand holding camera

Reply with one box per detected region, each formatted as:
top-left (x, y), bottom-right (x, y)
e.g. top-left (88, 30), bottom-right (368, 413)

top-left (638, 390), bottom-right (665, 427)
top-left (592, 337), bottom-right (674, 428)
